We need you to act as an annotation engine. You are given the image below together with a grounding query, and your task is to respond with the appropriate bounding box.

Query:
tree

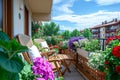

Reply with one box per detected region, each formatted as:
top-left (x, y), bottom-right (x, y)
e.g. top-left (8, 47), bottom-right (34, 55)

top-left (82, 28), bottom-right (92, 39)
top-left (61, 30), bottom-right (70, 40)
top-left (42, 22), bottom-right (60, 36)
top-left (118, 31), bottom-right (120, 36)
top-left (70, 29), bottom-right (81, 37)
top-left (32, 23), bottom-right (43, 39)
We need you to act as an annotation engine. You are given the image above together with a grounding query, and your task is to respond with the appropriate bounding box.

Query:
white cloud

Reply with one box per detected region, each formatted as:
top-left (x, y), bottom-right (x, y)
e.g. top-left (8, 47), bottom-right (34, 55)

top-left (53, 0), bottom-right (62, 4)
top-left (60, 25), bottom-right (81, 31)
top-left (53, 11), bottom-right (120, 31)
top-left (95, 0), bottom-right (120, 5)
top-left (58, 3), bottom-right (74, 14)
top-left (53, 0), bottom-right (75, 14)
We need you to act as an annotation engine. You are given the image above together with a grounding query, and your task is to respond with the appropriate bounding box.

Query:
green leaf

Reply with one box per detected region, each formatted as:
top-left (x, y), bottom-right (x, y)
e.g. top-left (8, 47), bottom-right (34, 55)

top-left (0, 52), bottom-right (24, 73)
top-left (0, 31), bottom-right (10, 41)
top-left (0, 67), bottom-right (19, 80)
top-left (0, 39), bottom-right (28, 59)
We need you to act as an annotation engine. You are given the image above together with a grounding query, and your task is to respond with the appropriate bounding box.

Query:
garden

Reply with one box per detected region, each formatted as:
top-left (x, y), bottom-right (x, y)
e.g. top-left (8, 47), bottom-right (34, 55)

top-left (0, 21), bottom-right (120, 80)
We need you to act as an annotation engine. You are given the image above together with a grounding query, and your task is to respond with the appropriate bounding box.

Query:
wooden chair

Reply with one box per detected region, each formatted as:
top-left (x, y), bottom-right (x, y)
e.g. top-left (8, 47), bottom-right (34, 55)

top-left (16, 34), bottom-right (62, 77)
top-left (34, 38), bottom-right (75, 75)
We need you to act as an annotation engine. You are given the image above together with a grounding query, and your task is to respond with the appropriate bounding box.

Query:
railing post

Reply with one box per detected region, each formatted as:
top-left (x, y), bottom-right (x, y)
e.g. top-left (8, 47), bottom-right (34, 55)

top-left (100, 38), bottom-right (106, 51)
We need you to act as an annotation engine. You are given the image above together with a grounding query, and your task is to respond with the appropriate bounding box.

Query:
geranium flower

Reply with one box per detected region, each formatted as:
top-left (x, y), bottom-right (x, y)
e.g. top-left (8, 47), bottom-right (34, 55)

top-left (106, 36), bottom-right (120, 45)
top-left (106, 37), bottom-right (113, 45)
top-left (116, 66), bottom-right (120, 74)
top-left (104, 61), bottom-right (109, 65)
top-left (112, 46), bottom-right (120, 57)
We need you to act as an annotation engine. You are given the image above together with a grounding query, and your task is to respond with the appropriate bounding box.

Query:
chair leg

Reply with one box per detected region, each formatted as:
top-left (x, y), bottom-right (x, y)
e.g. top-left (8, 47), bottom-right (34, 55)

top-left (54, 61), bottom-right (62, 77)
top-left (62, 60), bottom-right (72, 75)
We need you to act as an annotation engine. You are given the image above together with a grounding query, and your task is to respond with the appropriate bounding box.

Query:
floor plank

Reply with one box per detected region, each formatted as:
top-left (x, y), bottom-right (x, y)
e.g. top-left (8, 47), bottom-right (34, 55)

top-left (63, 65), bottom-right (86, 80)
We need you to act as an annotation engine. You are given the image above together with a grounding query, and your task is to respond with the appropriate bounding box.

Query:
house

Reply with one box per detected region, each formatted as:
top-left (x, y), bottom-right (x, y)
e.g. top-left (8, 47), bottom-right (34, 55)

top-left (91, 19), bottom-right (120, 39)
top-left (0, 0), bottom-right (53, 38)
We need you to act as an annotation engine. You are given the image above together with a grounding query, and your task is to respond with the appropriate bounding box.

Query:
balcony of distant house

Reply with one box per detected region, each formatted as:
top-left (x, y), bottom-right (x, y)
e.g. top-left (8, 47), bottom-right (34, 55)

top-left (105, 26), bottom-right (117, 33)
top-left (91, 29), bottom-right (100, 34)
top-left (92, 34), bottom-right (100, 39)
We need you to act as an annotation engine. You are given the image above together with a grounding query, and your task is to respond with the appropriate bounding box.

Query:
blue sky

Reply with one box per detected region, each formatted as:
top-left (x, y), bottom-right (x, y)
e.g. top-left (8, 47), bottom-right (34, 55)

top-left (51, 0), bottom-right (120, 31)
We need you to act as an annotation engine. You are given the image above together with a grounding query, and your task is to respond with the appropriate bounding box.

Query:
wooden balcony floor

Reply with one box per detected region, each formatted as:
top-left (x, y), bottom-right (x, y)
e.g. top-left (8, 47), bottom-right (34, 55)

top-left (63, 65), bottom-right (87, 80)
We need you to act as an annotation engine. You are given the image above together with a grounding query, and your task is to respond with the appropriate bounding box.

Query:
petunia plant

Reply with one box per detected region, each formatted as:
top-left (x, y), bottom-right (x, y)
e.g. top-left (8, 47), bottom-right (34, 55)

top-left (68, 36), bottom-right (84, 52)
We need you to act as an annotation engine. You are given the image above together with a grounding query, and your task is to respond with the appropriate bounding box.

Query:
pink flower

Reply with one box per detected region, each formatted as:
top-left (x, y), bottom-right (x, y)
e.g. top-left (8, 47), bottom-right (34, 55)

top-left (36, 78), bottom-right (45, 80)
top-left (32, 57), bottom-right (54, 80)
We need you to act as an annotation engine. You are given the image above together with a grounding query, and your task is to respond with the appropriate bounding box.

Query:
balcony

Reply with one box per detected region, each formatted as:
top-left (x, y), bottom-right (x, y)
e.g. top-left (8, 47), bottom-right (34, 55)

top-left (106, 29), bottom-right (116, 33)
top-left (91, 30), bottom-right (100, 34)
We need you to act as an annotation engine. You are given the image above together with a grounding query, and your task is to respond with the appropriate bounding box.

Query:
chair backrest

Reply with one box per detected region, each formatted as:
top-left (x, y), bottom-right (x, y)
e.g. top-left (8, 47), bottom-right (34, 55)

top-left (17, 34), bottom-right (33, 48)
top-left (16, 34), bottom-right (33, 64)
top-left (34, 38), bottom-right (49, 51)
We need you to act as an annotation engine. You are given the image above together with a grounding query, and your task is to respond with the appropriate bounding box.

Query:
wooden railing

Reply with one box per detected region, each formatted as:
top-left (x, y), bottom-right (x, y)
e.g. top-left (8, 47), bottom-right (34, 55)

top-left (64, 48), bottom-right (106, 80)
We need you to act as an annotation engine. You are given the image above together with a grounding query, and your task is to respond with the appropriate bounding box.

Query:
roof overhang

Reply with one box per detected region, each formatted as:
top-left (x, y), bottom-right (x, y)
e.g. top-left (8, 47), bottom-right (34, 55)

top-left (25, 0), bottom-right (53, 21)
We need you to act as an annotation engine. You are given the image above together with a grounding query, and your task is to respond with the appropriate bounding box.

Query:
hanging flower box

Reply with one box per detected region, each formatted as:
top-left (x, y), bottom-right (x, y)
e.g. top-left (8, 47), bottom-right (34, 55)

top-left (76, 48), bottom-right (106, 80)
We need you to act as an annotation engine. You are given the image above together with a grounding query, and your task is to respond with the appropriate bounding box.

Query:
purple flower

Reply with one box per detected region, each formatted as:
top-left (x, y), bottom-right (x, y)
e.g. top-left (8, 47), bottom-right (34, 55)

top-left (36, 78), bottom-right (45, 80)
top-left (68, 36), bottom-right (84, 52)
top-left (32, 57), bottom-right (55, 80)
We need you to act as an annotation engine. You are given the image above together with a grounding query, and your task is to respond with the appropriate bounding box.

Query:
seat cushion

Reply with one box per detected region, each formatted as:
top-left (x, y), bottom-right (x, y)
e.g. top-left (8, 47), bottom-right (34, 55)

top-left (29, 45), bottom-right (41, 60)
top-left (40, 41), bottom-right (49, 51)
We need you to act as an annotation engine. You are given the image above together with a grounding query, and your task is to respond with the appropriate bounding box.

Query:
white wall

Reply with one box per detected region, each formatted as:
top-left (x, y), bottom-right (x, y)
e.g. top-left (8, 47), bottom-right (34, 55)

top-left (13, 0), bottom-right (24, 36)
top-left (13, 0), bottom-right (32, 37)
top-left (28, 11), bottom-right (32, 36)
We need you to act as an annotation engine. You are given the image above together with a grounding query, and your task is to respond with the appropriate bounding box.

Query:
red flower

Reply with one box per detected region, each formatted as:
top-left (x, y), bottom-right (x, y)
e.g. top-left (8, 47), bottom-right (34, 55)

top-left (106, 36), bottom-right (120, 45)
top-left (112, 46), bottom-right (120, 57)
top-left (104, 61), bottom-right (109, 65)
top-left (106, 37), bottom-right (113, 45)
top-left (116, 66), bottom-right (120, 74)
top-left (115, 36), bottom-right (120, 39)
top-left (35, 29), bottom-right (38, 32)
top-left (62, 36), bottom-right (64, 38)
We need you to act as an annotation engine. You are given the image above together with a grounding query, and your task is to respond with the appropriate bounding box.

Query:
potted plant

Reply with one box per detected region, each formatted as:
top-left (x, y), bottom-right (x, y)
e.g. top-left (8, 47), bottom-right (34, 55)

top-left (60, 40), bottom-right (69, 54)
top-left (0, 31), bottom-right (28, 80)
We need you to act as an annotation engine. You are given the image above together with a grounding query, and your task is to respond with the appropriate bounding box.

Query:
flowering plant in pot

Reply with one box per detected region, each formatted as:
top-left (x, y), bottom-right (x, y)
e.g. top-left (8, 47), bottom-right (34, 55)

top-left (68, 36), bottom-right (84, 52)
top-left (32, 57), bottom-right (55, 80)
top-left (103, 36), bottom-right (120, 80)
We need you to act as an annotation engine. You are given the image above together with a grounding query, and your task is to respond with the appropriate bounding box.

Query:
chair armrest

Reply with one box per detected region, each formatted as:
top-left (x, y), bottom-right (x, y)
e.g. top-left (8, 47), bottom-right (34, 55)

top-left (49, 45), bottom-right (59, 50)
top-left (41, 51), bottom-right (54, 59)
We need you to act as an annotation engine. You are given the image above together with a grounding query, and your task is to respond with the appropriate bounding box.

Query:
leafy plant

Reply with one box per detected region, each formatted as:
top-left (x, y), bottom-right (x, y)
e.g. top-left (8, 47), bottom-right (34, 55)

top-left (0, 31), bottom-right (28, 80)
top-left (55, 76), bottom-right (64, 80)
top-left (88, 36), bottom-right (120, 80)
top-left (118, 31), bottom-right (120, 36)
top-left (19, 61), bottom-right (36, 80)
top-left (84, 39), bottom-right (100, 52)
top-left (60, 41), bottom-right (68, 49)
top-left (102, 37), bottom-right (120, 80)
top-left (61, 30), bottom-right (70, 40)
